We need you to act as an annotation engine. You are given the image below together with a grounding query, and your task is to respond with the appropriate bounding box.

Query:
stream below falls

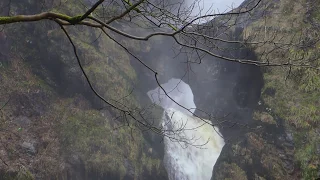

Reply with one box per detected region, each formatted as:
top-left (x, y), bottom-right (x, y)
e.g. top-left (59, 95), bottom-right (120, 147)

top-left (147, 78), bottom-right (225, 180)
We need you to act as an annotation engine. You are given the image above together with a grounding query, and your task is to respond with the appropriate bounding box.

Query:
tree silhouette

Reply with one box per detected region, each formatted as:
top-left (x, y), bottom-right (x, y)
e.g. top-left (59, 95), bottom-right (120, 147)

top-left (0, 0), bottom-right (318, 143)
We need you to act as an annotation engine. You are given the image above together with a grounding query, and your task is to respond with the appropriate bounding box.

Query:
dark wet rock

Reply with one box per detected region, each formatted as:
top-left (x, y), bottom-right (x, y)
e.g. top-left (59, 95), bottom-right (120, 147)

top-left (21, 141), bottom-right (37, 155)
top-left (67, 154), bottom-right (82, 166)
top-left (214, 162), bottom-right (248, 180)
top-left (263, 87), bottom-right (276, 97)
top-left (286, 132), bottom-right (294, 142)
top-left (124, 159), bottom-right (135, 178)
top-left (283, 160), bottom-right (294, 173)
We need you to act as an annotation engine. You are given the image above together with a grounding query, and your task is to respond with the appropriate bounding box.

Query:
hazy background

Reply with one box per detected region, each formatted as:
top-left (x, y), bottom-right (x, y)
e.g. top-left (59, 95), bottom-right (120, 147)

top-left (188, 0), bottom-right (244, 14)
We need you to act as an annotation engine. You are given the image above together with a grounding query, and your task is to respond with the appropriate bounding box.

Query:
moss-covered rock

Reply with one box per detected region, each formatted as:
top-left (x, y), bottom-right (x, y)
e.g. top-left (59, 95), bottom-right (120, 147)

top-left (55, 98), bottom-right (161, 179)
top-left (0, 0), bottom-right (166, 179)
top-left (214, 163), bottom-right (247, 180)
top-left (253, 111), bottom-right (276, 125)
top-left (243, 0), bottom-right (320, 178)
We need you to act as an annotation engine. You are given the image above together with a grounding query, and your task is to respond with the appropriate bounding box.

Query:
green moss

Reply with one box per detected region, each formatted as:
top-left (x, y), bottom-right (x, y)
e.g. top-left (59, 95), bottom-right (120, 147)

top-left (281, 1), bottom-right (295, 15)
top-left (294, 129), bottom-right (320, 180)
top-left (215, 163), bottom-right (247, 180)
top-left (51, 0), bottom-right (92, 18)
top-left (260, 50), bottom-right (319, 179)
top-left (55, 99), bottom-right (160, 179)
top-left (260, 153), bottom-right (285, 179)
top-left (0, 12), bottom-right (83, 25)
top-left (2, 168), bottom-right (34, 180)
top-left (1, 0), bottom-right (162, 179)
top-left (253, 111), bottom-right (276, 124)
top-left (310, 0), bottom-right (320, 22)
top-left (244, 0), bottom-right (320, 178)
top-left (141, 152), bottom-right (161, 174)
top-left (0, 16), bottom-right (18, 24)
top-left (261, 50), bottom-right (320, 129)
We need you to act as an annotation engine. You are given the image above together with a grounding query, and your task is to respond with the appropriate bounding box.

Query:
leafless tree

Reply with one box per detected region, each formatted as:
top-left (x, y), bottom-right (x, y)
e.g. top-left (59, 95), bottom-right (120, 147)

top-left (0, 0), bottom-right (318, 145)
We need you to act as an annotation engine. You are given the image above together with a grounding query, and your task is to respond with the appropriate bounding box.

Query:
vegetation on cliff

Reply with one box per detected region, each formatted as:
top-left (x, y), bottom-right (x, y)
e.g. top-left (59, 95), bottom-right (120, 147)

top-left (0, 0), bottom-right (162, 179)
top-left (0, 0), bottom-right (319, 179)
top-left (246, 0), bottom-right (320, 178)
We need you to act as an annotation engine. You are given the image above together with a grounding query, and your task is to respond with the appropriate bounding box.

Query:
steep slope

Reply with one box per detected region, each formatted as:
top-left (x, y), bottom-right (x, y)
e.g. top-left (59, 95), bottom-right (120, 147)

top-left (132, 0), bottom-right (320, 179)
top-left (212, 0), bottom-right (320, 179)
top-left (0, 0), bottom-right (166, 179)
top-left (0, 0), bottom-right (319, 179)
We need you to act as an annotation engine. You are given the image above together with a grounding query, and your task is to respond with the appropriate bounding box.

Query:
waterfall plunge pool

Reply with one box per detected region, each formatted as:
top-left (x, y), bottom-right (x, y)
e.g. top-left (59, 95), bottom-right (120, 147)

top-left (147, 78), bottom-right (225, 180)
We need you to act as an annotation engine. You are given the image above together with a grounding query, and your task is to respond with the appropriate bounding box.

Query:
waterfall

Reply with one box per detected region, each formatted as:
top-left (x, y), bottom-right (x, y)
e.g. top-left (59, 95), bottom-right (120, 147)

top-left (147, 78), bottom-right (225, 180)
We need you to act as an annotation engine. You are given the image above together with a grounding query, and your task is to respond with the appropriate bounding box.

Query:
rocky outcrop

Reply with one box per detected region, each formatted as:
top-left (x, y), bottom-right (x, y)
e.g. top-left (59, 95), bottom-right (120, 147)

top-left (1, 0), bottom-right (319, 179)
top-left (0, 0), bottom-right (167, 179)
top-left (134, 0), bottom-right (319, 179)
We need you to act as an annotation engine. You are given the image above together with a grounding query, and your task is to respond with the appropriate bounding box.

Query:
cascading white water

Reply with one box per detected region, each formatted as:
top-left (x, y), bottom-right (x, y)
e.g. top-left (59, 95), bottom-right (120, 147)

top-left (147, 79), bottom-right (196, 115)
top-left (147, 78), bottom-right (225, 180)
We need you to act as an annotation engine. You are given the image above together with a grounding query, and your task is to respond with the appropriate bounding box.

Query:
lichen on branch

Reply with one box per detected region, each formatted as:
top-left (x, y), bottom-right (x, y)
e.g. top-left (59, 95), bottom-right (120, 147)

top-left (0, 13), bottom-right (83, 25)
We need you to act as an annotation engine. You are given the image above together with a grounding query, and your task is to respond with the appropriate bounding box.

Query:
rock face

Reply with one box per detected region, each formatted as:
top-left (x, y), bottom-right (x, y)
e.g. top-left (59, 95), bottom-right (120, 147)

top-left (138, 32), bottom-right (295, 179)
top-left (0, 1), bottom-right (167, 180)
top-left (136, 0), bottom-right (318, 179)
top-left (1, 0), bottom-right (319, 179)
top-left (21, 141), bottom-right (37, 155)
top-left (184, 41), bottom-right (298, 179)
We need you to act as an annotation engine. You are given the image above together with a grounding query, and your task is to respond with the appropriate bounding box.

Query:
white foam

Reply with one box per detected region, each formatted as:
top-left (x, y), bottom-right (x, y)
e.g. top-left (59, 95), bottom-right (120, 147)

top-left (163, 108), bottom-right (225, 180)
top-left (147, 78), bottom-right (225, 180)
top-left (147, 78), bottom-right (196, 115)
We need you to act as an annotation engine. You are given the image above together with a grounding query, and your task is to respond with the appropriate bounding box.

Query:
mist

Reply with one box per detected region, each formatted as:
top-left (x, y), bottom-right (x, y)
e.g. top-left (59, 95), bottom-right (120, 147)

top-left (147, 79), bottom-right (225, 180)
top-left (185, 0), bottom-right (245, 23)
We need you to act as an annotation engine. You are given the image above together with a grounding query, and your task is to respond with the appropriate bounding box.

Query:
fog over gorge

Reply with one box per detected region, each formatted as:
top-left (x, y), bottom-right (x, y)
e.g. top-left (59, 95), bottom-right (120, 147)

top-left (0, 0), bottom-right (319, 179)
top-left (186, 0), bottom-right (245, 15)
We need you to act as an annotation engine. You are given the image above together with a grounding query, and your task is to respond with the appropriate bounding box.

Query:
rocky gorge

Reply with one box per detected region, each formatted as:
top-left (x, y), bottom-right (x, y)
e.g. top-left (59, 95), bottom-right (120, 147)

top-left (0, 0), bottom-right (319, 179)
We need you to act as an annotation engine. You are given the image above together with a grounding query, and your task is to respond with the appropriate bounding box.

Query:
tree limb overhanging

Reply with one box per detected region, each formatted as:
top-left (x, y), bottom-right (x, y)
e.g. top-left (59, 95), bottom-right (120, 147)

top-left (0, 0), bottom-right (318, 145)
